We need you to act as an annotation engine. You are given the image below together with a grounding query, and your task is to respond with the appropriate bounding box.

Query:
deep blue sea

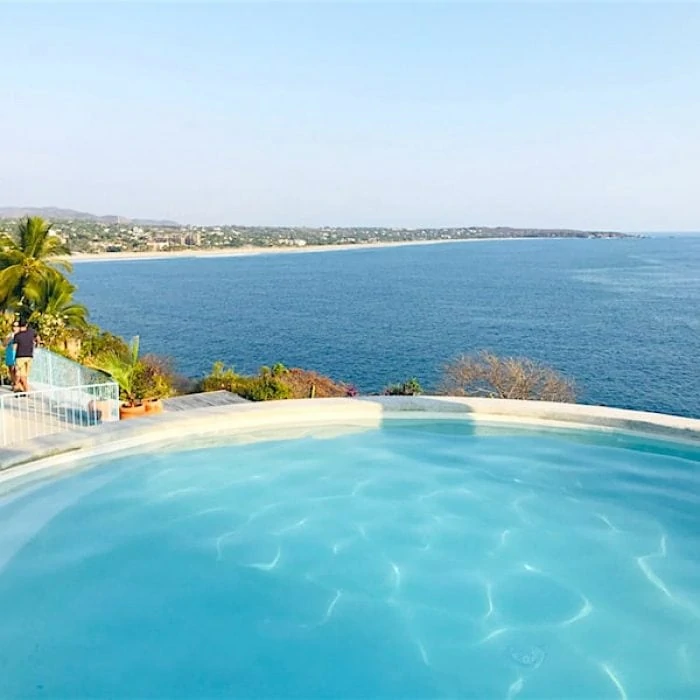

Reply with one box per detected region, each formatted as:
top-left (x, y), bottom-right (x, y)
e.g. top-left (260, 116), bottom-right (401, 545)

top-left (72, 237), bottom-right (700, 418)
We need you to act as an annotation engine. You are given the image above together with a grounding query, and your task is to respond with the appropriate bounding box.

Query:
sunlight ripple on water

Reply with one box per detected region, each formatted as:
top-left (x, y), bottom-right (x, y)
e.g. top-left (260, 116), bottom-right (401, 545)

top-left (0, 419), bottom-right (699, 698)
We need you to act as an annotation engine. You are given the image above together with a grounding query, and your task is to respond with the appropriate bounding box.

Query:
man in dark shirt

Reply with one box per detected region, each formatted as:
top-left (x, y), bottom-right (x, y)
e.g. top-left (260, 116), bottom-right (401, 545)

top-left (12, 319), bottom-right (40, 393)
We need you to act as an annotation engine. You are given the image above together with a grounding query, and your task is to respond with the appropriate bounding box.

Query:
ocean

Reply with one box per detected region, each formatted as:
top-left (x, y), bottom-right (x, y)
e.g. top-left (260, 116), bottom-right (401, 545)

top-left (72, 237), bottom-right (700, 418)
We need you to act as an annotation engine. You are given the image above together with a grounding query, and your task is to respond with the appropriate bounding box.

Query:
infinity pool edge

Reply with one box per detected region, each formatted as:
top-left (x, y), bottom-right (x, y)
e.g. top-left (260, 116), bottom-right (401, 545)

top-left (1, 396), bottom-right (699, 483)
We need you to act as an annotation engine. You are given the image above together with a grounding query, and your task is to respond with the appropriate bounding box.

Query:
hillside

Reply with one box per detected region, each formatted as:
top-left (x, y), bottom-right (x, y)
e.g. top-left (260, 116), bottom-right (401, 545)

top-left (0, 206), bottom-right (179, 227)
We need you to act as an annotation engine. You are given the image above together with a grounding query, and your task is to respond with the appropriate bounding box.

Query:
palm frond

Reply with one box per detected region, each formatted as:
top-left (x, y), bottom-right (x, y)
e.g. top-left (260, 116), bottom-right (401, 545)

top-left (0, 266), bottom-right (25, 308)
top-left (129, 335), bottom-right (140, 366)
top-left (91, 351), bottom-right (136, 403)
top-left (24, 271), bottom-right (88, 327)
top-left (60, 304), bottom-right (89, 328)
top-left (0, 233), bottom-right (18, 251)
top-left (89, 336), bottom-right (140, 404)
top-left (48, 258), bottom-right (73, 274)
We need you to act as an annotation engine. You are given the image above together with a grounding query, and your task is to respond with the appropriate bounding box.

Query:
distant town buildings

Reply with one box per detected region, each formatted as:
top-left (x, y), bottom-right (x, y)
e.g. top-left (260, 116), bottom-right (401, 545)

top-left (0, 217), bottom-right (628, 254)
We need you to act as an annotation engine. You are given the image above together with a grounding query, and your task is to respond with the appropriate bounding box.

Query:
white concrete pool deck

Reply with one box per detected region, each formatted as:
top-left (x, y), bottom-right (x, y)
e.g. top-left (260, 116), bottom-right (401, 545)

top-left (1, 396), bottom-right (699, 486)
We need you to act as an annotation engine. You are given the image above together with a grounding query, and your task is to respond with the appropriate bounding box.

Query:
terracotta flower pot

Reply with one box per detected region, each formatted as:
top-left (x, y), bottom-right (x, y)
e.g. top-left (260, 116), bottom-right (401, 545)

top-left (143, 398), bottom-right (163, 414)
top-left (119, 403), bottom-right (147, 420)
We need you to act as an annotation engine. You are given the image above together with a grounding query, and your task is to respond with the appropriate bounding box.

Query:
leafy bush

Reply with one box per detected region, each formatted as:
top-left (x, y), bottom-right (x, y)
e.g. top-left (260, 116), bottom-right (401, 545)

top-left (440, 351), bottom-right (576, 403)
top-left (197, 362), bottom-right (350, 401)
top-left (34, 313), bottom-right (68, 347)
top-left (0, 313), bottom-right (13, 384)
top-left (78, 326), bottom-right (129, 364)
top-left (198, 361), bottom-right (242, 393)
top-left (197, 362), bottom-right (290, 401)
top-left (89, 337), bottom-right (179, 404)
top-left (132, 354), bottom-right (178, 400)
top-left (235, 374), bottom-right (292, 401)
top-left (384, 377), bottom-right (423, 396)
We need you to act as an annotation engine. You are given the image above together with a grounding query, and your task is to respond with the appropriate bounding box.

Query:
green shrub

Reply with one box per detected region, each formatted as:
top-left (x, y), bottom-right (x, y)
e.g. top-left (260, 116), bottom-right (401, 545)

top-left (79, 326), bottom-right (129, 364)
top-left (269, 362), bottom-right (289, 377)
top-left (0, 313), bottom-right (13, 386)
top-left (132, 354), bottom-right (178, 400)
top-left (198, 361), bottom-right (292, 401)
top-left (198, 361), bottom-right (242, 393)
top-left (384, 377), bottom-right (423, 396)
top-left (235, 374), bottom-right (292, 401)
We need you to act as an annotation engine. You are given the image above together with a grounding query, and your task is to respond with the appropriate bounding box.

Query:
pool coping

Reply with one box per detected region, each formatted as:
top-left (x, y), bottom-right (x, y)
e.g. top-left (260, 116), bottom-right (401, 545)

top-left (1, 396), bottom-right (699, 483)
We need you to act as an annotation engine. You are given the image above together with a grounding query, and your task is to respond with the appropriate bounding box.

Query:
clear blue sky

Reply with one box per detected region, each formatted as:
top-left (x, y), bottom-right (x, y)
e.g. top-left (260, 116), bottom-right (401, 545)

top-left (1, 2), bottom-right (699, 230)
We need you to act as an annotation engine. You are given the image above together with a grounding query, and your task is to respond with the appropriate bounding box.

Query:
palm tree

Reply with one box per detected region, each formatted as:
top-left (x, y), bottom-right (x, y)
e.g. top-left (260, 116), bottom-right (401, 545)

top-left (0, 216), bottom-right (72, 313)
top-left (26, 271), bottom-right (89, 331)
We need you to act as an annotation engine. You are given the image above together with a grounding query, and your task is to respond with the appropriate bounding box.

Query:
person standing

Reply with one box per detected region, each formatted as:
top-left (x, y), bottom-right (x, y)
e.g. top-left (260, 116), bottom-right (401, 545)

top-left (4, 320), bottom-right (19, 389)
top-left (12, 319), bottom-right (40, 394)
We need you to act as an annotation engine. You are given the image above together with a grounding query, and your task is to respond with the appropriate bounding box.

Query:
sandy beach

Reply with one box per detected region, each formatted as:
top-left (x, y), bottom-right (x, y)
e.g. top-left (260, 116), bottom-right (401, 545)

top-left (69, 237), bottom-right (523, 263)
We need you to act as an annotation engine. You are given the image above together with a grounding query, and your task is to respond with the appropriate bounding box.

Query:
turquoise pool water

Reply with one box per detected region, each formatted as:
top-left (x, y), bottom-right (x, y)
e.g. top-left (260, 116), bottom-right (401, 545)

top-left (0, 420), bottom-right (699, 698)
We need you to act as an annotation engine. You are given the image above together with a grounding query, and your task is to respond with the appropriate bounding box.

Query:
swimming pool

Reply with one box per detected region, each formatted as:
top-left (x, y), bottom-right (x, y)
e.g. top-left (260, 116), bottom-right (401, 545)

top-left (1, 417), bottom-right (699, 698)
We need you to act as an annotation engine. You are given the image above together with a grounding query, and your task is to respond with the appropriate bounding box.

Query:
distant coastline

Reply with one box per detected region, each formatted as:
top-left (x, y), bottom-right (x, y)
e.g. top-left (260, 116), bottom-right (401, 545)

top-left (1, 208), bottom-right (633, 258)
top-left (68, 236), bottom-right (622, 264)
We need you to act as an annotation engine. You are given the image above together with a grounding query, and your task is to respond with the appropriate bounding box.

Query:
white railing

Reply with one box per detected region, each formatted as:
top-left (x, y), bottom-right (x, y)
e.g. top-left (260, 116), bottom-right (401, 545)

top-left (30, 347), bottom-right (111, 389)
top-left (0, 381), bottom-right (120, 448)
top-left (0, 347), bottom-right (121, 448)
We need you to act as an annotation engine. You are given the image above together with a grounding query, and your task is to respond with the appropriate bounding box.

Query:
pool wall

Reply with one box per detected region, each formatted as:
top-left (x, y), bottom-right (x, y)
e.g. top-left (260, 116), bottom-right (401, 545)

top-left (1, 396), bottom-right (699, 482)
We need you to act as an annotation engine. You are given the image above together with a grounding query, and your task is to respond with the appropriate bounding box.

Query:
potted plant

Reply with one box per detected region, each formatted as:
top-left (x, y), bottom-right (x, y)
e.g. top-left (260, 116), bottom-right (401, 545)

top-left (132, 354), bottom-right (175, 414)
top-left (90, 336), bottom-right (146, 419)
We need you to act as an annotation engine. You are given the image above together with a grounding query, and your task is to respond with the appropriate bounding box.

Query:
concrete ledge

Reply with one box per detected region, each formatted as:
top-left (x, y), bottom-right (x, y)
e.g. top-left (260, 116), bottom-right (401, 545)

top-left (1, 396), bottom-right (698, 485)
